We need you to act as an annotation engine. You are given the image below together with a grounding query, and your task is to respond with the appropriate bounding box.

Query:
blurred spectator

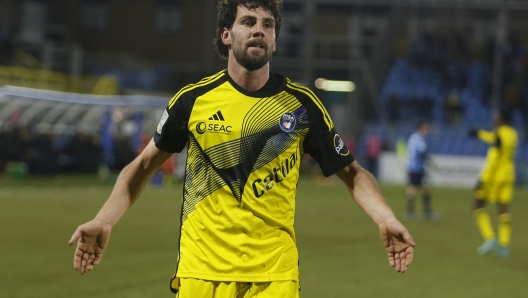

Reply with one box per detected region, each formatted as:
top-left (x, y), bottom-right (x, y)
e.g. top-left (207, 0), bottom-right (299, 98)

top-left (365, 133), bottom-right (382, 178)
top-left (443, 91), bottom-right (465, 123)
top-left (0, 125), bottom-right (128, 176)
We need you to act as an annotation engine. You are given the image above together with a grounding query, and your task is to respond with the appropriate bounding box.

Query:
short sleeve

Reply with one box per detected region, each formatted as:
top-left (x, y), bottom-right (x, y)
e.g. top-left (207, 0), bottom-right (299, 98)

top-left (154, 98), bottom-right (191, 153)
top-left (303, 115), bottom-right (354, 177)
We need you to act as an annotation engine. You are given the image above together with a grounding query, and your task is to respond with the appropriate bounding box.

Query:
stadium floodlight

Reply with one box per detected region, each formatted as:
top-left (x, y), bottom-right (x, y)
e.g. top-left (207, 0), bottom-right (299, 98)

top-left (314, 78), bottom-right (355, 92)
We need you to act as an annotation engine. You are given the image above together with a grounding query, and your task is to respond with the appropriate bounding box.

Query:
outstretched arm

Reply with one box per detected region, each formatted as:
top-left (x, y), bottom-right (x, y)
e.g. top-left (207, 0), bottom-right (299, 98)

top-left (68, 139), bottom-right (173, 274)
top-left (336, 161), bottom-right (416, 273)
top-left (469, 128), bottom-right (495, 144)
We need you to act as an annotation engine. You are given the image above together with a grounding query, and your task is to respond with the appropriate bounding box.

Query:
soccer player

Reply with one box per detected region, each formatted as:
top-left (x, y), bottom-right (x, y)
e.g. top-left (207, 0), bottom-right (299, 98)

top-left (68, 1), bottom-right (415, 297)
top-left (405, 120), bottom-right (437, 220)
top-left (469, 108), bottom-right (518, 257)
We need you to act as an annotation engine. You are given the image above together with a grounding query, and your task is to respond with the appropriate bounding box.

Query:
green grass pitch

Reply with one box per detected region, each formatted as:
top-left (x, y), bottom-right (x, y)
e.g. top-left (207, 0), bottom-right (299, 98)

top-left (1, 175), bottom-right (527, 297)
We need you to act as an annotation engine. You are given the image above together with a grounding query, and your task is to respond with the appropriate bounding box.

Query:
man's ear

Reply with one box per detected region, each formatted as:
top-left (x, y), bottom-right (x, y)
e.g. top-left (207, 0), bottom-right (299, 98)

top-left (272, 42), bottom-right (277, 52)
top-left (221, 28), bottom-right (231, 47)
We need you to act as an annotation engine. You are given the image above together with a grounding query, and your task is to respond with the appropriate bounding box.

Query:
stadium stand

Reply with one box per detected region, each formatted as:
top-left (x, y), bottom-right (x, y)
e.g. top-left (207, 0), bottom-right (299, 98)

top-left (356, 32), bottom-right (528, 184)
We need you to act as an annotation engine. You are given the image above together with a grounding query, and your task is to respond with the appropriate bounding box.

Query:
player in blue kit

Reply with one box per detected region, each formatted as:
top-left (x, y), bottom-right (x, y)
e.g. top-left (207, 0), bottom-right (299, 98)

top-left (405, 120), bottom-right (438, 220)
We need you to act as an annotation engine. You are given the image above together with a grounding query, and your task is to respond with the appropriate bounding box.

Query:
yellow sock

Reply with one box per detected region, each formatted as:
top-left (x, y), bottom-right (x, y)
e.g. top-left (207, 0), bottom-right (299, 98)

top-left (474, 209), bottom-right (495, 241)
top-left (498, 213), bottom-right (511, 247)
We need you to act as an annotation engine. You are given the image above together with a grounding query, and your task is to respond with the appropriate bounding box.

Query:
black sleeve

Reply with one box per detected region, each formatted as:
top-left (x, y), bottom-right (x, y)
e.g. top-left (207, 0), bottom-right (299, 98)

top-left (154, 96), bottom-right (192, 153)
top-left (303, 105), bottom-right (354, 177)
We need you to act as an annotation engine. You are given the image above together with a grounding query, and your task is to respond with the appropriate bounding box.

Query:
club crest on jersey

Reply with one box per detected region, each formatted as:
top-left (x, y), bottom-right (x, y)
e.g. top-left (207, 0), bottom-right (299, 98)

top-left (279, 112), bottom-right (296, 132)
top-left (334, 134), bottom-right (350, 156)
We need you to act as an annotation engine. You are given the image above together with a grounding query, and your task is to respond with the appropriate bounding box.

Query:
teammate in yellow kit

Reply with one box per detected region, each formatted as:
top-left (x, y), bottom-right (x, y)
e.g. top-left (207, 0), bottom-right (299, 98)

top-left (68, 1), bottom-right (415, 297)
top-left (469, 108), bottom-right (518, 257)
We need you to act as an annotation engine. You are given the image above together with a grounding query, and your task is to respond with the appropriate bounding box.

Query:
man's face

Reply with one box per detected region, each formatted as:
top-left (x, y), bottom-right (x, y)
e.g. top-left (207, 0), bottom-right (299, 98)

top-left (223, 5), bottom-right (277, 71)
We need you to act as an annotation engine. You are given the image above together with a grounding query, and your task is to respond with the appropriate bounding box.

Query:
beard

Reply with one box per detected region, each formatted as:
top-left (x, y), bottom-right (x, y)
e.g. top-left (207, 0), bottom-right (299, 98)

top-left (231, 37), bottom-right (273, 71)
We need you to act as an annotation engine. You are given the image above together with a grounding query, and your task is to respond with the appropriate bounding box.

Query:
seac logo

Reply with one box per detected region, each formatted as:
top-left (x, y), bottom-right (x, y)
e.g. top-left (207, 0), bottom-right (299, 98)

top-left (195, 122), bottom-right (232, 135)
top-left (279, 112), bottom-right (296, 132)
top-left (196, 122), bottom-right (207, 134)
top-left (196, 110), bottom-right (233, 135)
top-left (334, 134), bottom-right (350, 156)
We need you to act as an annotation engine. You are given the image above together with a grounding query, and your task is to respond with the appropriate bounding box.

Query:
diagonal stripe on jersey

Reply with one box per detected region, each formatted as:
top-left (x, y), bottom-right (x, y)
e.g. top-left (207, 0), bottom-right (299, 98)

top-left (197, 92), bottom-right (309, 201)
top-left (182, 134), bottom-right (228, 221)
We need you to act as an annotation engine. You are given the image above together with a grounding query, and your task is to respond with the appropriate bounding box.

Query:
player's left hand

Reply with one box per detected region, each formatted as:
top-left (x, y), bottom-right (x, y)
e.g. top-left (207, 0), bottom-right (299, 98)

top-left (379, 217), bottom-right (415, 273)
top-left (68, 219), bottom-right (112, 275)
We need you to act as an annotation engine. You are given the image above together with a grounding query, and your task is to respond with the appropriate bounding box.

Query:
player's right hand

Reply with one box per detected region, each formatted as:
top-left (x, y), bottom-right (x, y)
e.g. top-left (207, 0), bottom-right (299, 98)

top-left (68, 219), bottom-right (112, 275)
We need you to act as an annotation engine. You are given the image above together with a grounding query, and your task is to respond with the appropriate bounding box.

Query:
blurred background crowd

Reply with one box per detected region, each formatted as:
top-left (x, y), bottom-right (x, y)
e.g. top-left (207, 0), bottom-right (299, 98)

top-left (1, 0), bottom-right (528, 184)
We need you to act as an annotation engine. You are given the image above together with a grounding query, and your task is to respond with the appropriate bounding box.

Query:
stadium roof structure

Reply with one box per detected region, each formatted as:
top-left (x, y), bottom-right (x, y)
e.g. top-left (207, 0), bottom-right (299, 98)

top-left (0, 86), bottom-right (169, 135)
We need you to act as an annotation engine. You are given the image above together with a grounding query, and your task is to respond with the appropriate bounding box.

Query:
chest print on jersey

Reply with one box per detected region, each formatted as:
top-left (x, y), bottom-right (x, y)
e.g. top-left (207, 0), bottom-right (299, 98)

top-left (195, 110), bottom-right (234, 135)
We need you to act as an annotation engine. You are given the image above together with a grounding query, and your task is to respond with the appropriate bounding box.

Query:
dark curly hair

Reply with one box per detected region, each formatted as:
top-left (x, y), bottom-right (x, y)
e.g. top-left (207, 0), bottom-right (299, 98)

top-left (214, 0), bottom-right (283, 59)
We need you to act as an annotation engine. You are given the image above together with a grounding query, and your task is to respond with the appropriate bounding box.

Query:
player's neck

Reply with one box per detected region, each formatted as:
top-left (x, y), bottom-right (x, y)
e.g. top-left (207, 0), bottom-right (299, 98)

top-left (227, 60), bottom-right (270, 92)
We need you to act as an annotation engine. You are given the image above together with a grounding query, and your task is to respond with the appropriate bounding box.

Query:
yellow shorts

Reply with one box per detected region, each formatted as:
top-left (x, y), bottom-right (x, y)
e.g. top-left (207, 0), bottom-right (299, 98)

top-left (475, 180), bottom-right (514, 204)
top-left (175, 278), bottom-right (300, 298)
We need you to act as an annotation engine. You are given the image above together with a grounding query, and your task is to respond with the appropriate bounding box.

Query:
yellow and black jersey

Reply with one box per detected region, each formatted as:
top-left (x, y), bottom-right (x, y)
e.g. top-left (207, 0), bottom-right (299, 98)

top-left (477, 124), bottom-right (518, 183)
top-left (154, 70), bottom-right (353, 293)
